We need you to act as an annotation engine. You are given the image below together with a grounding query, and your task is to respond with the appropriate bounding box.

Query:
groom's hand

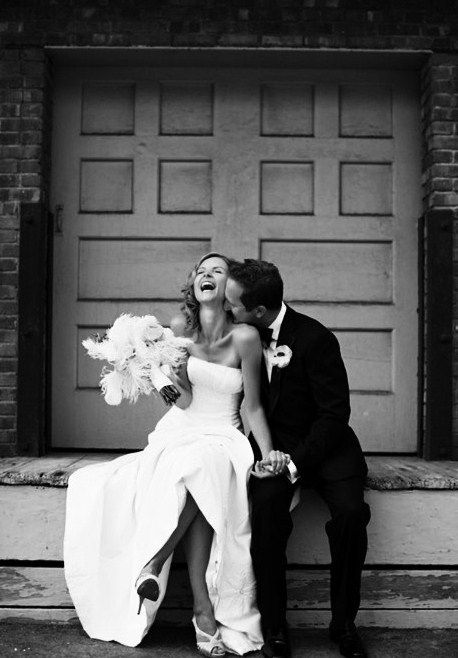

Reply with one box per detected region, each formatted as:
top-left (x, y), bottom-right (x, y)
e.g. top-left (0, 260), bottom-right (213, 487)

top-left (263, 450), bottom-right (290, 475)
top-left (253, 450), bottom-right (290, 477)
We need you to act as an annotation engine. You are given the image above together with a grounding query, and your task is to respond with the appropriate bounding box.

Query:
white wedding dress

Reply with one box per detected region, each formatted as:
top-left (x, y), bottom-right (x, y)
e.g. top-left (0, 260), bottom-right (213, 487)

top-left (64, 355), bottom-right (263, 653)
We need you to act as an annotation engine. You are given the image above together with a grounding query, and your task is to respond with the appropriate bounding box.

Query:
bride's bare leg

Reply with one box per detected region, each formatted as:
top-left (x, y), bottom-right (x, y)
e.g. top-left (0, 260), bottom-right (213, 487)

top-left (183, 509), bottom-right (218, 637)
top-left (141, 491), bottom-right (198, 577)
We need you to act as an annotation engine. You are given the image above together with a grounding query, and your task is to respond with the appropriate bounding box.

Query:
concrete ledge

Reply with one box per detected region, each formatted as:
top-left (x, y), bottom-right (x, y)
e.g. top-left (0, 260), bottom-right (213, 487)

top-left (0, 454), bottom-right (457, 489)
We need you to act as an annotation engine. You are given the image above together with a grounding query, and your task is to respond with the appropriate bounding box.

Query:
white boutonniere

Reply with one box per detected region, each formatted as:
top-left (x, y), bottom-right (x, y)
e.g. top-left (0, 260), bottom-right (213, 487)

top-left (272, 345), bottom-right (292, 369)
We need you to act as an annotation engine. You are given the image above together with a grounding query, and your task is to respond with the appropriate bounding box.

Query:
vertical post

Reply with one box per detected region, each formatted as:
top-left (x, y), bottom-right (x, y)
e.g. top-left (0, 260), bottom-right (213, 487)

top-left (423, 209), bottom-right (453, 460)
top-left (17, 203), bottom-right (51, 455)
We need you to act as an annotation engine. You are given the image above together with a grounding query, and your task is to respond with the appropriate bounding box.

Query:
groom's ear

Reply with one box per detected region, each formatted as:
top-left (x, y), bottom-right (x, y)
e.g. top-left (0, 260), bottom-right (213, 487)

top-left (254, 305), bottom-right (267, 319)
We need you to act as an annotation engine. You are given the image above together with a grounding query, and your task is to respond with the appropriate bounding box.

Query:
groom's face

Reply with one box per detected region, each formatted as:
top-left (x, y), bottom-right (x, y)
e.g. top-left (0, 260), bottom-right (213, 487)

top-left (225, 278), bottom-right (259, 326)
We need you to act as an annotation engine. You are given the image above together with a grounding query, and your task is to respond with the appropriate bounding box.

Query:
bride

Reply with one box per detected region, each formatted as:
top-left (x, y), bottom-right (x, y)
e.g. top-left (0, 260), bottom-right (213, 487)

top-left (64, 252), bottom-right (288, 655)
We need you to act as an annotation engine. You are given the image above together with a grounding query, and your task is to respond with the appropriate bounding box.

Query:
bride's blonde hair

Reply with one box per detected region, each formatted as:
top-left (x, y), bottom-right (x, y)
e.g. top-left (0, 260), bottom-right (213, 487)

top-left (180, 252), bottom-right (233, 332)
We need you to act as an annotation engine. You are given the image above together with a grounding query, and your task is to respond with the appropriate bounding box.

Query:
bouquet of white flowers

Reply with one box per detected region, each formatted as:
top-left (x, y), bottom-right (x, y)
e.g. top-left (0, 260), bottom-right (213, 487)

top-left (82, 314), bottom-right (191, 406)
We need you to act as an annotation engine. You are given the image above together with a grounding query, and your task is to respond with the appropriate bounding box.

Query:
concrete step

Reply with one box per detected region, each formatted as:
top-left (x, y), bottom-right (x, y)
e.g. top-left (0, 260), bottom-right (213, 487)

top-left (0, 454), bottom-right (457, 627)
top-left (0, 566), bottom-right (457, 628)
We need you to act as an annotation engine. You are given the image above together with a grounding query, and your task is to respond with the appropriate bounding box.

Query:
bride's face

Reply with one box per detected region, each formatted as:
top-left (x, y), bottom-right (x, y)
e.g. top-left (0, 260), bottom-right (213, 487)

top-left (193, 256), bottom-right (229, 305)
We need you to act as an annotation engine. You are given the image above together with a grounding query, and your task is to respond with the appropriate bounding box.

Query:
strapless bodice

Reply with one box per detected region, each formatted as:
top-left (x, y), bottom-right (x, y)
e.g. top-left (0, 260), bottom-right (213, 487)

top-left (185, 355), bottom-right (243, 429)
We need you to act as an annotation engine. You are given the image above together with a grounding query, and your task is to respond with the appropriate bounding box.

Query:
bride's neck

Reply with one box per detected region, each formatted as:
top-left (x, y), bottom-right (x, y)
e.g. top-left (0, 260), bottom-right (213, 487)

top-left (198, 306), bottom-right (228, 344)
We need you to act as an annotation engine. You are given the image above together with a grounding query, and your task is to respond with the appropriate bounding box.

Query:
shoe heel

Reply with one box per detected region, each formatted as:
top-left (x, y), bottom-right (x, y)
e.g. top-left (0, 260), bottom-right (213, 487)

top-left (135, 576), bottom-right (160, 615)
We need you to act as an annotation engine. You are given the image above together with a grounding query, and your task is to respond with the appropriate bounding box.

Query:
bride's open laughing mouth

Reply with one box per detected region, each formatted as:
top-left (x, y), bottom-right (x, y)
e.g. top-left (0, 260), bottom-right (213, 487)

top-left (200, 280), bottom-right (216, 292)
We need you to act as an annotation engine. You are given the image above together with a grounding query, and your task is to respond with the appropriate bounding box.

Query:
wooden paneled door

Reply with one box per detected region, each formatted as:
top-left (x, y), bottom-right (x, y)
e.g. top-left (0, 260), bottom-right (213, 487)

top-left (50, 66), bottom-right (421, 451)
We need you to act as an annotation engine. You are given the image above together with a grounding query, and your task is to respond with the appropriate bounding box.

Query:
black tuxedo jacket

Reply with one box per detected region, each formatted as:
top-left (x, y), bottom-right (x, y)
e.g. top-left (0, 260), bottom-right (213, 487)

top-left (253, 305), bottom-right (367, 485)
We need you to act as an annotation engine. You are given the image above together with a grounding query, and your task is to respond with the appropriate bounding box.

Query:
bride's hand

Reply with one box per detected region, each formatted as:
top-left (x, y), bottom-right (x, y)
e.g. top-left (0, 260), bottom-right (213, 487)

top-left (159, 384), bottom-right (181, 406)
top-left (170, 361), bottom-right (191, 393)
top-left (259, 450), bottom-right (290, 476)
top-left (250, 461), bottom-right (277, 479)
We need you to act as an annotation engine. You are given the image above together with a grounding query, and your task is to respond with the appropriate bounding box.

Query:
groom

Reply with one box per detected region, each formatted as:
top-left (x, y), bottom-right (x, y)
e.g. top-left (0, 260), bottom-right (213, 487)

top-left (225, 259), bottom-right (370, 658)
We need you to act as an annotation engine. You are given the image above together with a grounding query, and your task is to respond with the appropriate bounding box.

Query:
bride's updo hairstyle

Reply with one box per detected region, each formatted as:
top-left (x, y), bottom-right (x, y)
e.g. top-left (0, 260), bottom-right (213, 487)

top-left (180, 252), bottom-right (233, 332)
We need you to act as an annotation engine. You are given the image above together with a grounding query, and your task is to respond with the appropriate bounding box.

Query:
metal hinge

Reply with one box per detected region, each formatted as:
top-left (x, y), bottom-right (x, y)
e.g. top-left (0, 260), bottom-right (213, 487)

top-left (54, 204), bottom-right (64, 235)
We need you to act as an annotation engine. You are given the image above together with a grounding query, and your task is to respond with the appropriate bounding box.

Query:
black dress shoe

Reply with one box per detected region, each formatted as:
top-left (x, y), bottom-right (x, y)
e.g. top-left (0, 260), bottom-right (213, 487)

top-left (262, 628), bottom-right (291, 658)
top-left (329, 622), bottom-right (367, 657)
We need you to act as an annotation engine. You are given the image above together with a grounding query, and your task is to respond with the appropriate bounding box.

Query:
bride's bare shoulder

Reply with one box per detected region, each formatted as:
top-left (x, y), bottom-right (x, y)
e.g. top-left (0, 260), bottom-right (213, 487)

top-left (231, 323), bottom-right (261, 347)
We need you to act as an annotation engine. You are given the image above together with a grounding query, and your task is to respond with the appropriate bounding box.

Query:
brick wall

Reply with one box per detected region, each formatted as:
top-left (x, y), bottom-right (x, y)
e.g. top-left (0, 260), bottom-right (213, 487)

top-left (0, 46), bottom-right (51, 455)
top-left (420, 55), bottom-right (458, 458)
top-left (1, 1), bottom-right (458, 50)
top-left (0, 0), bottom-right (458, 456)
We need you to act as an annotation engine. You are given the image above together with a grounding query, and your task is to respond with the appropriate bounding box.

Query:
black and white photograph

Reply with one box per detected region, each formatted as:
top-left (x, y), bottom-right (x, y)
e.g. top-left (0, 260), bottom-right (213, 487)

top-left (0, 1), bottom-right (457, 656)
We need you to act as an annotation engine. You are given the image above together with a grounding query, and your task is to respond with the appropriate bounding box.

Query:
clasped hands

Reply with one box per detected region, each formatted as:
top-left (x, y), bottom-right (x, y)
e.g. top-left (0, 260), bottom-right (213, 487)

top-left (251, 450), bottom-right (291, 479)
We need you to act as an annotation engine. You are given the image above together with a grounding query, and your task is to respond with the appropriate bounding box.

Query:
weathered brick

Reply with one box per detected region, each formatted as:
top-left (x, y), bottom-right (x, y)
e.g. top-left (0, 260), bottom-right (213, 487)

top-left (1, 203), bottom-right (17, 215)
top-left (0, 387), bottom-right (16, 401)
top-left (430, 191), bottom-right (458, 206)
top-left (0, 401), bottom-right (16, 415)
top-left (0, 355), bottom-right (17, 370)
top-left (0, 272), bottom-right (18, 285)
top-left (0, 259), bottom-right (17, 272)
top-left (0, 416), bottom-right (16, 429)
top-left (17, 159), bottom-right (40, 173)
top-left (0, 299), bottom-right (17, 314)
top-left (429, 135), bottom-right (458, 150)
top-left (0, 173), bottom-right (19, 186)
top-left (0, 60), bottom-right (20, 76)
top-left (21, 47), bottom-right (45, 61)
top-left (0, 373), bottom-right (17, 386)
top-left (20, 60), bottom-right (45, 77)
top-left (431, 178), bottom-right (454, 191)
top-left (19, 130), bottom-right (42, 145)
top-left (0, 76), bottom-right (22, 89)
top-left (22, 77), bottom-right (45, 89)
top-left (261, 34), bottom-right (303, 47)
top-left (20, 117), bottom-right (43, 131)
top-left (0, 145), bottom-right (24, 159)
top-left (0, 159), bottom-right (17, 173)
top-left (172, 33), bottom-right (217, 46)
top-left (430, 93), bottom-right (453, 107)
top-left (0, 117), bottom-right (21, 130)
top-left (0, 231), bottom-right (18, 244)
top-left (431, 164), bottom-right (458, 177)
top-left (0, 330), bottom-right (17, 343)
top-left (0, 217), bottom-right (18, 230)
top-left (20, 173), bottom-right (41, 187)
top-left (0, 132), bottom-right (19, 145)
top-left (0, 430), bottom-right (16, 448)
top-left (20, 102), bottom-right (43, 118)
top-left (10, 188), bottom-right (40, 202)
top-left (21, 145), bottom-right (41, 159)
top-left (218, 33), bottom-right (258, 46)
top-left (428, 120), bottom-right (454, 135)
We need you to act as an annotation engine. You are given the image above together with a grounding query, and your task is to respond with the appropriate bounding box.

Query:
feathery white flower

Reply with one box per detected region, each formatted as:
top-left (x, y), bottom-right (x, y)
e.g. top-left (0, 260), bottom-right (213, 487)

top-left (83, 314), bottom-right (191, 405)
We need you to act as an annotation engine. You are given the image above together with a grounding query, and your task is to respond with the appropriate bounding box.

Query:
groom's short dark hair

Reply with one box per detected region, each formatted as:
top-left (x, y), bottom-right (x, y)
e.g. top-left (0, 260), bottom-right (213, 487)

top-left (229, 259), bottom-right (283, 311)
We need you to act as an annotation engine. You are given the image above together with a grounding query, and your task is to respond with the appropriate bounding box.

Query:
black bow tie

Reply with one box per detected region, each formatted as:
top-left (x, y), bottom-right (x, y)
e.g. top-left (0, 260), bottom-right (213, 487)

top-left (258, 327), bottom-right (274, 347)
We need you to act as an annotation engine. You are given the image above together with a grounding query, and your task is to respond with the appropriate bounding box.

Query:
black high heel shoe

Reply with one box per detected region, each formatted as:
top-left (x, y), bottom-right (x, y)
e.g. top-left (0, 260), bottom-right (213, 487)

top-left (135, 573), bottom-right (161, 614)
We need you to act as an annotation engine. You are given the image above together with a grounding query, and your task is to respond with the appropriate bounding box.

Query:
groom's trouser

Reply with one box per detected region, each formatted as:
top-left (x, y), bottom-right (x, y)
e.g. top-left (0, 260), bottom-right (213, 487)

top-left (250, 475), bottom-right (370, 635)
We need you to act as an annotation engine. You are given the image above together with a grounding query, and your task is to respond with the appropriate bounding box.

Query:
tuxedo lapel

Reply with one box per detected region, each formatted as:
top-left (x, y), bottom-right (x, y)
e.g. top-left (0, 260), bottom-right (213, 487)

top-left (260, 354), bottom-right (270, 404)
top-left (269, 305), bottom-right (298, 413)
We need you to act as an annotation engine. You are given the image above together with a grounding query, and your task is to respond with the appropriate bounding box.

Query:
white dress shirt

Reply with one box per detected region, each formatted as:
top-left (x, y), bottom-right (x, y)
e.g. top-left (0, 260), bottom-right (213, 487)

top-left (262, 302), bottom-right (300, 484)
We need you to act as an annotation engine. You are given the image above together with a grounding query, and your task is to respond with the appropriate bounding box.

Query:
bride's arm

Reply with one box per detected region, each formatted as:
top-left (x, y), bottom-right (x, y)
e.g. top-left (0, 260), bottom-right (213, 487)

top-left (168, 361), bottom-right (192, 409)
top-left (168, 313), bottom-right (192, 409)
top-left (235, 325), bottom-right (274, 460)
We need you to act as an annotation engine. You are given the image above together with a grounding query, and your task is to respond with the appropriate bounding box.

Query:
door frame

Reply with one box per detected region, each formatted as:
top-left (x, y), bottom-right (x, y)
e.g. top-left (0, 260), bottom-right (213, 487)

top-left (16, 48), bottom-right (443, 457)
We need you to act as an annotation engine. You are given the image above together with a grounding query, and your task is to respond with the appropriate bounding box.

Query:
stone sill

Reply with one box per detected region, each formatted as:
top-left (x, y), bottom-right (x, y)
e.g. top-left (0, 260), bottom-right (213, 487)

top-left (0, 454), bottom-right (456, 490)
